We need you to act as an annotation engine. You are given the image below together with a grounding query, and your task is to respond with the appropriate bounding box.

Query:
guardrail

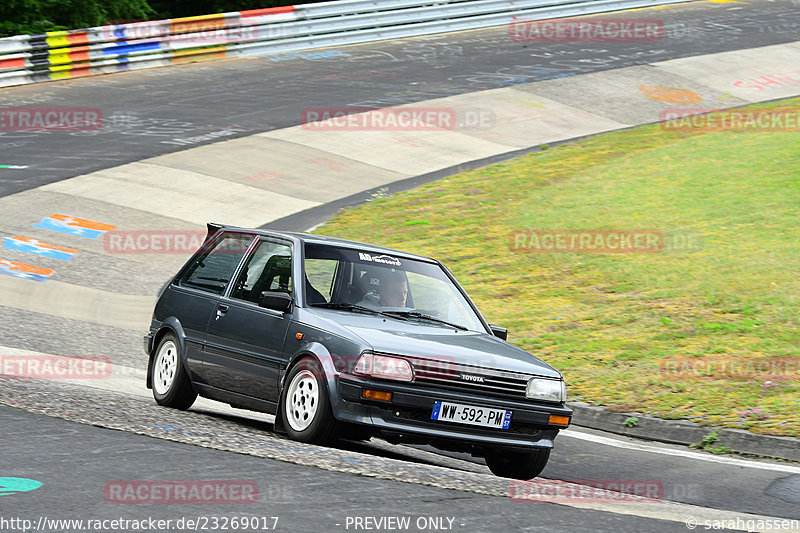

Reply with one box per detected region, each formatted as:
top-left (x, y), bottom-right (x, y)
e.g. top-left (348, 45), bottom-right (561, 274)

top-left (0, 0), bottom-right (692, 88)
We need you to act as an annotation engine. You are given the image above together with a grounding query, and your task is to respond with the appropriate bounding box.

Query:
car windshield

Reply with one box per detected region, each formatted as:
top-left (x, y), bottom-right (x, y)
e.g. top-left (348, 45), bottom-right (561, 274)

top-left (303, 243), bottom-right (486, 332)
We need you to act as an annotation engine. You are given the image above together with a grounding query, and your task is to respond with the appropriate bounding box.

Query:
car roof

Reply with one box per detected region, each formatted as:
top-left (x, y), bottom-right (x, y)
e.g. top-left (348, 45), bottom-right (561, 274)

top-left (212, 223), bottom-right (437, 263)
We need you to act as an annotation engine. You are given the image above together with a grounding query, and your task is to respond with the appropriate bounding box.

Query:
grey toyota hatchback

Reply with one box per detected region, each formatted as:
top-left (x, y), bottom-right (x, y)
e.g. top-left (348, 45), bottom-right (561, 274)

top-left (144, 223), bottom-right (571, 479)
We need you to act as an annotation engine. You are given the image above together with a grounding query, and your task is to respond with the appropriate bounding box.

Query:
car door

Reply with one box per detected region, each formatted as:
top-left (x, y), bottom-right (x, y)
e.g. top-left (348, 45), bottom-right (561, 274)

top-left (170, 231), bottom-right (254, 384)
top-left (203, 238), bottom-right (294, 405)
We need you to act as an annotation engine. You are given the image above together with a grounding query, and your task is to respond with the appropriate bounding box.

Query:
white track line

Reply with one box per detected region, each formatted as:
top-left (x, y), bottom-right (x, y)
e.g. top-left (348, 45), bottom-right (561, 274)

top-left (562, 428), bottom-right (800, 474)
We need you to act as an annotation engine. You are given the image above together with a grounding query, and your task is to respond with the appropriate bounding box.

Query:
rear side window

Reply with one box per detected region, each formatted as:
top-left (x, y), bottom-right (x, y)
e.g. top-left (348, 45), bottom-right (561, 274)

top-left (230, 240), bottom-right (293, 303)
top-left (180, 232), bottom-right (254, 295)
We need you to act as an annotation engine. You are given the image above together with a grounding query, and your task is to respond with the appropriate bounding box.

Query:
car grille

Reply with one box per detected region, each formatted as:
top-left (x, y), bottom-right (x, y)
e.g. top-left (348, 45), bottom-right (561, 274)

top-left (404, 356), bottom-right (532, 399)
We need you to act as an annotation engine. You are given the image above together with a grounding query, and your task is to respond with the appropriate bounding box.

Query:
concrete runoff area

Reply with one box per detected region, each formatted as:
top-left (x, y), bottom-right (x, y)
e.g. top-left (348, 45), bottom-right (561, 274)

top-left (0, 276), bottom-right (154, 330)
top-left (653, 41), bottom-right (800, 103)
top-left (260, 126), bottom-right (513, 176)
top-left (145, 136), bottom-right (409, 203)
top-left (519, 64), bottom-right (753, 126)
top-left (39, 162), bottom-right (321, 228)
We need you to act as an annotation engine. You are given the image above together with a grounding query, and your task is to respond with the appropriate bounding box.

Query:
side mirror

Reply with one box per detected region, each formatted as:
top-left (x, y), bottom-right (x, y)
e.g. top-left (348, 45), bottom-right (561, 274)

top-left (489, 324), bottom-right (507, 341)
top-left (259, 291), bottom-right (293, 313)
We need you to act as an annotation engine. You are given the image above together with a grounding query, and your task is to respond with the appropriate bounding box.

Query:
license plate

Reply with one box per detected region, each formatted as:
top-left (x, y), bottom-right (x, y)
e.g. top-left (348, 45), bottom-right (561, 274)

top-left (431, 401), bottom-right (512, 430)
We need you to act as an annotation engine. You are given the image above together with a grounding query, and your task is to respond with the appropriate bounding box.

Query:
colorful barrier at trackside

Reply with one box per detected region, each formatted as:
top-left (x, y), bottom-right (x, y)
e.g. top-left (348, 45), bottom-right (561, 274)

top-left (0, 6), bottom-right (298, 87)
top-left (0, 0), bottom-right (694, 88)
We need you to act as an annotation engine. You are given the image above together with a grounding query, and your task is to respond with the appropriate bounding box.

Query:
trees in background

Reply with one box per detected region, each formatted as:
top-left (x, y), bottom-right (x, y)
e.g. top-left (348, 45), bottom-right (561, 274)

top-left (0, 0), bottom-right (313, 37)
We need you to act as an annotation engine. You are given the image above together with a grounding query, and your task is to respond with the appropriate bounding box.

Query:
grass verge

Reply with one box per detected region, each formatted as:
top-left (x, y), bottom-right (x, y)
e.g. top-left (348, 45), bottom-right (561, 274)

top-left (315, 98), bottom-right (800, 437)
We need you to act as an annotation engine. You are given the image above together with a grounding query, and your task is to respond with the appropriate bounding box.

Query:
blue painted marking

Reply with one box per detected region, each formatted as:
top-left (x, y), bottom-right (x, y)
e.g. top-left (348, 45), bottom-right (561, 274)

top-left (268, 50), bottom-right (347, 62)
top-left (33, 216), bottom-right (105, 239)
top-left (0, 260), bottom-right (52, 282)
top-left (3, 237), bottom-right (76, 261)
top-left (0, 478), bottom-right (43, 496)
top-left (104, 42), bottom-right (162, 55)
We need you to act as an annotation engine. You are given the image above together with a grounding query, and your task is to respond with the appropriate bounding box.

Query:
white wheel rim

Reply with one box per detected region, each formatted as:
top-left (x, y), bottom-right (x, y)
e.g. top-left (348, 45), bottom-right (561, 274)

top-left (285, 369), bottom-right (319, 432)
top-left (153, 340), bottom-right (178, 395)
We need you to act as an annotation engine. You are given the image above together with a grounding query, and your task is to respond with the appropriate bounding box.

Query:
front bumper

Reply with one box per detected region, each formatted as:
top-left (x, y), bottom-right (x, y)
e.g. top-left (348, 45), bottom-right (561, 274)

top-left (335, 374), bottom-right (571, 452)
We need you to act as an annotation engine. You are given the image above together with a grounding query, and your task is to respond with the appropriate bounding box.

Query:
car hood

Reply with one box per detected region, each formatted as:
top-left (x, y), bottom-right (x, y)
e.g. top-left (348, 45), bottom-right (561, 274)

top-left (307, 309), bottom-right (561, 378)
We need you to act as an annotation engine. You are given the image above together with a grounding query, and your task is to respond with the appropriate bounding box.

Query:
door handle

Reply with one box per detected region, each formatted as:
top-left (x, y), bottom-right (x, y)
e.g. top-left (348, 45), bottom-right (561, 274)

top-left (215, 304), bottom-right (229, 320)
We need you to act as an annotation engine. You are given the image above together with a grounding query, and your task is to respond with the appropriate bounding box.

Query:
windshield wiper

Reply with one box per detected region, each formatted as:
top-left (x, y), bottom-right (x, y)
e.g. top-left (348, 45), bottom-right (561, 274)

top-left (382, 311), bottom-right (467, 331)
top-left (309, 302), bottom-right (408, 320)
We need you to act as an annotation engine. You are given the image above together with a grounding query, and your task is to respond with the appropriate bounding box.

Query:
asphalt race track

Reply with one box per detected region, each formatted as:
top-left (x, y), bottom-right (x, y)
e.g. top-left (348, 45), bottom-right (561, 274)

top-left (1, 1), bottom-right (800, 532)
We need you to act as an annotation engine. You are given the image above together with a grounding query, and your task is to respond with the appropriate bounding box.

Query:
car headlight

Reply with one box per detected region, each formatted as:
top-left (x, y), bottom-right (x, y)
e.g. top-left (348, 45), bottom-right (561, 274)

top-left (353, 353), bottom-right (414, 382)
top-left (526, 378), bottom-right (566, 402)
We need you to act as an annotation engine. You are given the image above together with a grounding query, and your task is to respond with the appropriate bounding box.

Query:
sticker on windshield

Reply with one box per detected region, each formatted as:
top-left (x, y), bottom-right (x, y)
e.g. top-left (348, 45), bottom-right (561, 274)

top-left (358, 252), bottom-right (401, 267)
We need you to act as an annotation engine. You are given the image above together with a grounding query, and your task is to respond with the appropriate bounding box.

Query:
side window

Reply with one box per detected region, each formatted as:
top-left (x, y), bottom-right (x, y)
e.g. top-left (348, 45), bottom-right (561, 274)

top-left (305, 258), bottom-right (337, 302)
top-left (180, 233), bottom-right (254, 295)
top-left (230, 240), bottom-right (293, 303)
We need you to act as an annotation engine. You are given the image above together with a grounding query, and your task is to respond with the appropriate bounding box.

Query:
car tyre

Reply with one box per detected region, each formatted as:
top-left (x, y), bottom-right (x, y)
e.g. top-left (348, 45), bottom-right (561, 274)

top-left (485, 448), bottom-right (551, 480)
top-left (282, 357), bottom-right (338, 444)
top-left (151, 333), bottom-right (197, 410)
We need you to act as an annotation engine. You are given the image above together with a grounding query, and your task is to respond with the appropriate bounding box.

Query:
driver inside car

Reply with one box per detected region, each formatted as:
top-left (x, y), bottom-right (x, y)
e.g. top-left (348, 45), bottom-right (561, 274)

top-left (358, 270), bottom-right (408, 308)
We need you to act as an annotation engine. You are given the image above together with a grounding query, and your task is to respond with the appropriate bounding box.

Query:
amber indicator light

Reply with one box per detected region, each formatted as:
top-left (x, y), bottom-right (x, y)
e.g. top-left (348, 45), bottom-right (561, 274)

top-left (362, 389), bottom-right (393, 402)
top-left (549, 414), bottom-right (571, 426)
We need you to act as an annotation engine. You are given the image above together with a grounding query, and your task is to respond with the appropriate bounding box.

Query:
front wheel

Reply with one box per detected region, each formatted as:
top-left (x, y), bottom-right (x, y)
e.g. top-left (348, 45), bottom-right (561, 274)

top-left (282, 358), bottom-right (338, 444)
top-left (485, 448), bottom-right (551, 479)
top-left (151, 333), bottom-right (197, 410)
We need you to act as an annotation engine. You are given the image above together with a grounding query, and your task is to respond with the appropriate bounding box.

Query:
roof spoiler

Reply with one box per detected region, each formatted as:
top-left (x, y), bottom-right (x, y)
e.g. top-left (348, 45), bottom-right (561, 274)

top-left (205, 222), bottom-right (223, 243)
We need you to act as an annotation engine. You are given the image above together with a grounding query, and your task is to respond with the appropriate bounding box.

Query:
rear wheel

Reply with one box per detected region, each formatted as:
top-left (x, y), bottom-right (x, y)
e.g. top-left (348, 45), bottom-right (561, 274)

top-left (485, 448), bottom-right (551, 479)
top-left (282, 358), bottom-right (338, 444)
top-left (151, 333), bottom-right (197, 410)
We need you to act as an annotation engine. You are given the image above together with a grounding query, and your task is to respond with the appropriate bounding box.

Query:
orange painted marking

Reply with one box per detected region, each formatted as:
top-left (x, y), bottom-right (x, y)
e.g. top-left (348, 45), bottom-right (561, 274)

top-left (171, 50), bottom-right (228, 64)
top-left (0, 57), bottom-right (26, 69)
top-left (640, 85), bottom-right (704, 105)
top-left (50, 214), bottom-right (117, 231)
top-left (67, 33), bottom-right (90, 45)
top-left (241, 6), bottom-right (296, 17)
top-left (0, 259), bottom-right (54, 276)
top-left (171, 14), bottom-right (226, 35)
top-left (69, 51), bottom-right (90, 63)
